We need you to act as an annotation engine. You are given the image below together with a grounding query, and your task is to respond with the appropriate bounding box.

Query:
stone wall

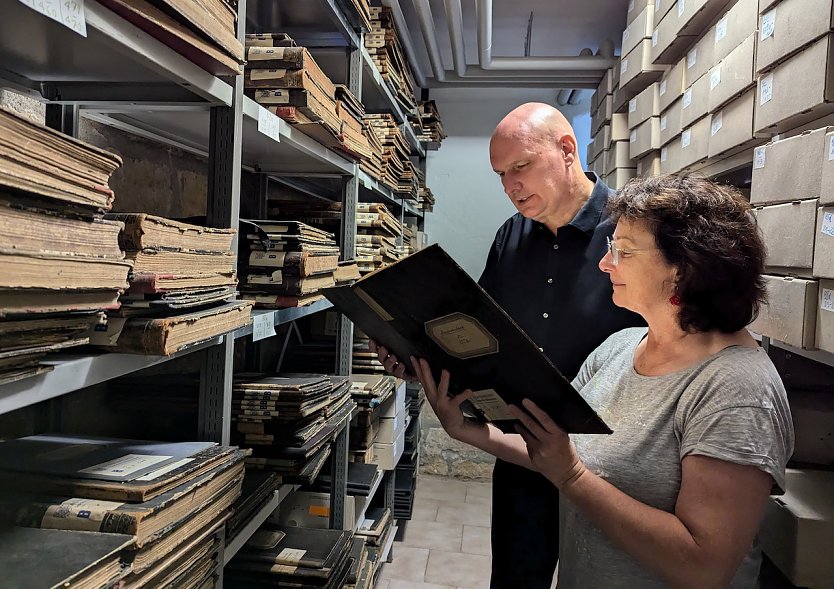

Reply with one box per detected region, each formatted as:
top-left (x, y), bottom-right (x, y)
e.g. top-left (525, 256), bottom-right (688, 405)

top-left (419, 405), bottom-right (494, 481)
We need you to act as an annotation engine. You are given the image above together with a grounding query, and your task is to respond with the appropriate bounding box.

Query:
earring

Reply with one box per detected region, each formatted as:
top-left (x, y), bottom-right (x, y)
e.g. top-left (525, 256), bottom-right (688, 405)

top-left (669, 294), bottom-right (681, 306)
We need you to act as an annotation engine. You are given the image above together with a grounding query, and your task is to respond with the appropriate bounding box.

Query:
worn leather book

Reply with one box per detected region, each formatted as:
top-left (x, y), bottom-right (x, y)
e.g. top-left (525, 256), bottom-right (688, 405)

top-left (248, 251), bottom-right (338, 277)
top-left (0, 289), bottom-right (120, 317)
top-left (117, 285), bottom-right (238, 314)
top-left (243, 273), bottom-right (335, 296)
top-left (150, 0), bottom-right (241, 61)
top-left (0, 249), bottom-right (131, 291)
top-left (324, 244), bottom-right (613, 434)
top-left (126, 248), bottom-right (236, 275)
top-left (109, 213), bottom-right (235, 253)
top-left (230, 524), bottom-right (353, 572)
top-left (245, 32), bottom-right (296, 48)
top-left (127, 271), bottom-right (237, 293)
top-left (246, 46), bottom-right (337, 98)
top-left (0, 527), bottom-right (134, 589)
top-left (241, 292), bottom-right (325, 308)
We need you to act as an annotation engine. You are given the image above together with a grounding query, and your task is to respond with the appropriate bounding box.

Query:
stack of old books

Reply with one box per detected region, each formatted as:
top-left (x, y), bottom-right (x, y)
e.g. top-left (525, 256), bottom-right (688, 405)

top-left (347, 373), bottom-right (397, 463)
top-left (355, 506), bottom-right (394, 553)
top-left (100, 0), bottom-right (244, 75)
top-left (419, 185), bottom-right (436, 212)
top-left (356, 203), bottom-right (401, 274)
top-left (225, 470), bottom-right (283, 547)
top-left (0, 434), bottom-right (246, 587)
top-left (226, 524), bottom-right (354, 588)
top-left (336, 85), bottom-right (374, 161)
top-left (359, 118), bottom-right (387, 184)
top-left (0, 107), bottom-right (131, 385)
top-left (394, 417), bottom-right (421, 520)
top-left (351, 330), bottom-right (386, 373)
top-left (410, 99), bottom-right (447, 146)
top-left (365, 113), bottom-right (418, 199)
top-left (239, 219), bottom-right (340, 308)
top-left (366, 6), bottom-right (417, 113)
top-left (233, 373), bottom-right (355, 484)
top-left (90, 213), bottom-right (251, 356)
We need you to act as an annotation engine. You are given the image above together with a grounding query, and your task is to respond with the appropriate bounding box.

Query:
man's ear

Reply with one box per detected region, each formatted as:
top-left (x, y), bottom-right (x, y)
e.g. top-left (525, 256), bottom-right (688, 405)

top-left (560, 135), bottom-right (578, 166)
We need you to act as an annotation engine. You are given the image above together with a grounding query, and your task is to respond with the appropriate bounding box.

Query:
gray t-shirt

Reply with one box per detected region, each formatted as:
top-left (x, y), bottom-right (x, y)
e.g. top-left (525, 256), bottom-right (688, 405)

top-left (558, 328), bottom-right (794, 589)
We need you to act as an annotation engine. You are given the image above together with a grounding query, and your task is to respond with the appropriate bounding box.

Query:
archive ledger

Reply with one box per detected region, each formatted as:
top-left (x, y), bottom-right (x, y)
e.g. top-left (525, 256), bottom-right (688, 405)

top-left (323, 245), bottom-right (611, 434)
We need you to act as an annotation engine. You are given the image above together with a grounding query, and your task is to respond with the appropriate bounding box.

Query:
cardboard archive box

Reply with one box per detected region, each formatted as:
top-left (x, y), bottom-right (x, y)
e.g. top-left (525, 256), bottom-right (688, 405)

top-left (675, 0), bottom-right (734, 38)
top-left (630, 117), bottom-right (661, 159)
top-left (708, 33), bottom-right (756, 112)
top-left (629, 83), bottom-right (661, 128)
top-left (371, 425), bottom-right (405, 470)
top-left (749, 275), bottom-right (818, 348)
top-left (660, 97), bottom-right (683, 145)
top-left (707, 88), bottom-right (758, 158)
top-left (622, 5), bottom-right (656, 57)
top-left (621, 39), bottom-right (667, 93)
top-left (592, 94), bottom-right (614, 134)
top-left (637, 151), bottom-right (662, 177)
top-left (788, 390), bottom-right (834, 464)
top-left (660, 137), bottom-right (682, 174)
top-left (756, 0), bottom-right (834, 73)
top-left (814, 206), bottom-right (834, 278)
top-left (755, 34), bottom-right (834, 134)
top-left (658, 58), bottom-right (686, 111)
top-left (678, 114), bottom-right (711, 169)
top-left (713, 0), bottom-right (759, 65)
top-left (759, 469), bottom-right (834, 588)
top-left (605, 168), bottom-right (638, 189)
top-left (819, 129), bottom-right (834, 206)
top-left (683, 34), bottom-right (715, 87)
top-left (628, 0), bottom-right (654, 24)
top-left (651, 5), bottom-right (697, 64)
top-left (655, 0), bottom-right (678, 21)
top-left (750, 127), bottom-right (832, 205)
top-left (591, 125), bottom-right (610, 161)
top-left (604, 141), bottom-right (634, 176)
top-left (817, 278), bottom-right (834, 353)
top-left (752, 199), bottom-right (818, 273)
top-left (680, 73), bottom-right (711, 128)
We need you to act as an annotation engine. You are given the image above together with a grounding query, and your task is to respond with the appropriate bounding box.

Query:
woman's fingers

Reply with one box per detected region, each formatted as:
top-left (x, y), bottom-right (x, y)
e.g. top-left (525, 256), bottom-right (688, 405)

top-left (521, 398), bottom-right (564, 436)
top-left (450, 388), bottom-right (475, 409)
top-left (508, 404), bottom-right (547, 441)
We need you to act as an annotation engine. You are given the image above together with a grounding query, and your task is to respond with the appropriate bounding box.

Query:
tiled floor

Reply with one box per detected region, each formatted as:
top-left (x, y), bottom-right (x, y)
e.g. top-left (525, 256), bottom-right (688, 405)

top-left (377, 474), bottom-right (493, 589)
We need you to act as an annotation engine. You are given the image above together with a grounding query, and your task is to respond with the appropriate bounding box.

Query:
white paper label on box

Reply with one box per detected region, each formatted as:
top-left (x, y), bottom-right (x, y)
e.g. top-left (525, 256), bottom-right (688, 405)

top-left (711, 111), bottom-right (723, 136)
top-left (715, 17), bottom-right (728, 44)
top-left (278, 549), bottom-right (307, 564)
top-left (759, 74), bottom-right (773, 105)
top-left (661, 146), bottom-right (668, 162)
top-left (18, 0), bottom-right (87, 37)
top-left (652, 30), bottom-right (659, 47)
top-left (682, 129), bottom-right (692, 148)
top-left (660, 115), bottom-right (668, 131)
top-left (687, 48), bottom-right (697, 69)
top-left (754, 146), bottom-right (766, 169)
top-left (829, 135), bottom-right (834, 160)
top-left (79, 454), bottom-right (171, 477)
top-left (630, 130), bottom-right (637, 143)
top-left (822, 211), bottom-right (834, 238)
top-left (822, 288), bottom-right (834, 313)
top-left (710, 67), bottom-right (721, 90)
top-left (678, 0), bottom-right (685, 17)
top-left (623, 29), bottom-right (630, 44)
top-left (257, 106), bottom-right (282, 143)
top-left (761, 10), bottom-right (776, 41)
top-left (629, 0), bottom-right (635, 11)
top-left (41, 498), bottom-right (125, 532)
top-left (629, 99), bottom-right (637, 113)
top-left (253, 312), bottom-right (277, 342)
top-left (621, 59), bottom-right (629, 74)
top-left (659, 79), bottom-right (667, 96)
top-left (682, 88), bottom-right (692, 108)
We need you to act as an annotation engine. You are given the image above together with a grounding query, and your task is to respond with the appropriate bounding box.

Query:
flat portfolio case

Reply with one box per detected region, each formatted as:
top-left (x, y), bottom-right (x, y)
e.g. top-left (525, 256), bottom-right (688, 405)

top-left (323, 245), bottom-right (611, 434)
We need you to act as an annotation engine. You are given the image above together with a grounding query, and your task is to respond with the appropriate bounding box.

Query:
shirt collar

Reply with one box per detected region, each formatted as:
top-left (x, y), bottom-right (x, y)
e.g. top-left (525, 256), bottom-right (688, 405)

top-left (567, 172), bottom-right (611, 236)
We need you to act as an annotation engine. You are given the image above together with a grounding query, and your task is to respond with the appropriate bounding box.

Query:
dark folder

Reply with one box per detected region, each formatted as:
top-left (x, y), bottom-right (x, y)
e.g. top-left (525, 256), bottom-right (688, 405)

top-left (323, 244), bottom-right (611, 434)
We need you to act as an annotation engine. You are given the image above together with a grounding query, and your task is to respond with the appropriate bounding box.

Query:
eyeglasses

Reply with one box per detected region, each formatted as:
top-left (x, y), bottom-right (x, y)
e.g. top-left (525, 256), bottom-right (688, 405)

top-left (606, 236), bottom-right (659, 266)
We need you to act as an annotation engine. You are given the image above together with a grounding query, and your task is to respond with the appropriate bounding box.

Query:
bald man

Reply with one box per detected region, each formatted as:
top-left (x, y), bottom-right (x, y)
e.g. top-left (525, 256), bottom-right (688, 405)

top-left (373, 103), bottom-right (642, 587)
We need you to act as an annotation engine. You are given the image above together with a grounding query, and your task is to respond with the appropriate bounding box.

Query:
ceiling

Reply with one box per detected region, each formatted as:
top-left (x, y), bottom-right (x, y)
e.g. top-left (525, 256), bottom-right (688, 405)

top-left (392, 0), bottom-right (629, 87)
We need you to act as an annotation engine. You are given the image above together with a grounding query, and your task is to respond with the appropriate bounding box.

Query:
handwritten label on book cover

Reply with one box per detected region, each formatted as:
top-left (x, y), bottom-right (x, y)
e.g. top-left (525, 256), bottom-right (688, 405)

top-left (135, 457), bottom-right (194, 481)
top-left (19, 0), bottom-right (87, 37)
top-left (258, 106), bottom-right (282, 143)
top-left (425, 313), bottom-right (498, 359)
top-left (79, 454), bottom-right (171, 478)
top-left (253, 312), bottom-right (277, 342)
top-left (41, 498), bottom-right (125, 532)
top-left (278, 548), bottom-right (307, 564)
top-left (470, 389), bottom-right (514, 421)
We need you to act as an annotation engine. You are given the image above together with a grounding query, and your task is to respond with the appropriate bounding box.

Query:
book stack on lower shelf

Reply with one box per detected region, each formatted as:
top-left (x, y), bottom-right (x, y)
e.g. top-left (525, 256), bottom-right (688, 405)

top-left (394, 416), bottom-right (420, 520)
top-left (0, 108), bottom-right (131, 384)
top-left (366, 6), bottom-right (418, 113)
top-left (0, 434), bottom-right (246, 588)
top-left (225, 470), bottom-right (284, 544)
top-left (239, 219), bottom-right (340, 308)
top-left (90, 213), bottom-right (252, 356)
top-left (348, 375), bottom-right (406, 471)
top-left (226, 525), bottom-right (355, 588)
top-left (356, 203), bottom-right (402, 274)
top-left (365, 113), bottom-right (419, 199)
top-left (233, 373), bottom-right (354, 485)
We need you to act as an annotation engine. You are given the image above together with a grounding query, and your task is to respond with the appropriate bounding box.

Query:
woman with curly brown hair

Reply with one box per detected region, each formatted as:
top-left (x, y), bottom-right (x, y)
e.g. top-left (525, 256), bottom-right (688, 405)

top-left (412, 175), bottom-right (794, 588)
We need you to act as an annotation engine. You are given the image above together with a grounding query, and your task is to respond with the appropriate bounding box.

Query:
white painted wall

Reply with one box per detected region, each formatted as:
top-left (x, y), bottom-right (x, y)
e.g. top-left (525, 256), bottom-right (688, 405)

top-left (424, 87), bottom-right (593, 279)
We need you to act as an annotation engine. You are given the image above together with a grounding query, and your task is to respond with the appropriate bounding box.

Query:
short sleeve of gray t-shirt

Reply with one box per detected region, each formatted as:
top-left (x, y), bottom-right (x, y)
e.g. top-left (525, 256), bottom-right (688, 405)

top-left (559, 328), bottom-right (794, 589)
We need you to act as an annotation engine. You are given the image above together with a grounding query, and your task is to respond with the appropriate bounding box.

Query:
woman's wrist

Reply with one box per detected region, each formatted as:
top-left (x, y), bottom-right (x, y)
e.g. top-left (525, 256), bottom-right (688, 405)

top-left (551, 460), bottom-right (589, 491)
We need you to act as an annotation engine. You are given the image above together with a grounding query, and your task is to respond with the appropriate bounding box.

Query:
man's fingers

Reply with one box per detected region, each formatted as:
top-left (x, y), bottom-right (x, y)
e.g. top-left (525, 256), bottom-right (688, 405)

top-left (508, 404), bottom-right (547, 441)
top-left (521, 398), bottom-right (563, 435)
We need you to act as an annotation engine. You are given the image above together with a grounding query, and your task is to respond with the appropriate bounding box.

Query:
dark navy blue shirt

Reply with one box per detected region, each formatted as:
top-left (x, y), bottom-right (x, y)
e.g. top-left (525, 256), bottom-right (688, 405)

top-left (478, 173), bottom-right (643, 381)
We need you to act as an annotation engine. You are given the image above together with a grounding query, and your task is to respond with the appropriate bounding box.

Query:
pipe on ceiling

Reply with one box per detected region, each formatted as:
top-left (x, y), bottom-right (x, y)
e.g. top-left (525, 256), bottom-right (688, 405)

top-left (411, 0), bottom-right (446, 82)
top-left (380, 0), bottom-right (428, 87)
top-left (444, 0), bottom-right (466, 77)
top-left (556, 89), bottom-right (571, 106)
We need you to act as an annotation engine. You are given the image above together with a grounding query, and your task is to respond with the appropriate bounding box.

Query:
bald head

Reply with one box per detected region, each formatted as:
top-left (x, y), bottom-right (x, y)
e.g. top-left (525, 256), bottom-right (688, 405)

top-left (491, 102), bottom-right (575, 147)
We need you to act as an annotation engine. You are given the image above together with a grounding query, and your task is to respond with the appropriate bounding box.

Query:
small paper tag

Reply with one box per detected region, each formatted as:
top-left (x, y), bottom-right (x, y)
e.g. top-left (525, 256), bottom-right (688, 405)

top-left (683, 88), bottom-right (692, 108)
top-left (253, 312), bottom-right (277, 342)
top-left (470, 389), bottom-right (514, 421)
top-left (711, 111), bottom-right (723, 136)
top-left (760, 73), bottom-right (774, 105)
top-left (661, 146), bottom-right (668, 162)
top-left (630, 130), bottom-right (637, 143)
top-left (660, 115), bottom-right (668, 131)
top-left (257, 106), bottom-right (282, 143)
top-left (629, 98), bottom-right (637, 113)
top-left (761, 10), bottom-right (776, 41)
top-left (687, 48), bottom-right (697, 69)
top-left (659, 78), bottom-right (667, 95)
top-left (79, 454), bottom-right (171, 477)
top-left (652, 30), bottom-right (659, 47)
top-left (623, 29), bottom-right (631, 43)
top-left (682, 129), bottom-right (691, 148)
top-left (754, 146), bottom-right (766, 169)
top-left (822, 211), bottom-right (834, 238)
top-left (710, 67), bottom-right (721, 90)
top-left (621, 59), bottom-right (629, 74)
top-left (41, 498), bottom-right (124, 532)
top-left (678, 0), bottom-right (685, 17)
top-left (829, 135), bottom-right (834, 160)
top-left (278, 548), bottom-right (307, 565)
top-left (715, 17), bottom-right (728, 44)
top-left (822, 288), bottom-right (834, 313)
top-left (18, 0), bottom-right (87, 37)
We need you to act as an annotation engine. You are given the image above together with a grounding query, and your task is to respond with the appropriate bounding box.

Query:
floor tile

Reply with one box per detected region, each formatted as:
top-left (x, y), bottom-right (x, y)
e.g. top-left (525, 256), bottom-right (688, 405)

top-left (400, 519), bottom-right (463, 552)
top-left (461, 525), bottom-right (491, 556)
top-left (436, 501), bottom-right (491, 526)
top-left (380, 546), bottom-right (430, 582)
top-left (424, 550), bottom-right (492, 588)
top-left (411, 497), bottom-right (441, 522)
top-left (386, 581), bottom-right (456, 589)
top-left (416, 474), bottom-right (467, 503)
top-left (376, 580), bottom-right (390, 589)
top-left (464, 481), bottom-right (492, 506)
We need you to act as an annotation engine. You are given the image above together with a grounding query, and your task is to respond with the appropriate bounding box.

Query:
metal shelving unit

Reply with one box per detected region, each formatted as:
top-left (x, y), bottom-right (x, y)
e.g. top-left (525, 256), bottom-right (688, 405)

top-left (224, 483), bottom-right (300, 565)
top-left (763, 337), bottom-right (834, 370)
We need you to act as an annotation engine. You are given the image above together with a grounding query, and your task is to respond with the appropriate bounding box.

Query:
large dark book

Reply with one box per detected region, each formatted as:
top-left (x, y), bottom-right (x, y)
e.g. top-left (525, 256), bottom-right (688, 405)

top-left (0, 527), bottom-right (134, 589)
top-left (231, 524), bottom-right (352, 572)
top-left (109, 213), bottom-right (236, 253)
top-left (323, 244), bottom-right (611, 434)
